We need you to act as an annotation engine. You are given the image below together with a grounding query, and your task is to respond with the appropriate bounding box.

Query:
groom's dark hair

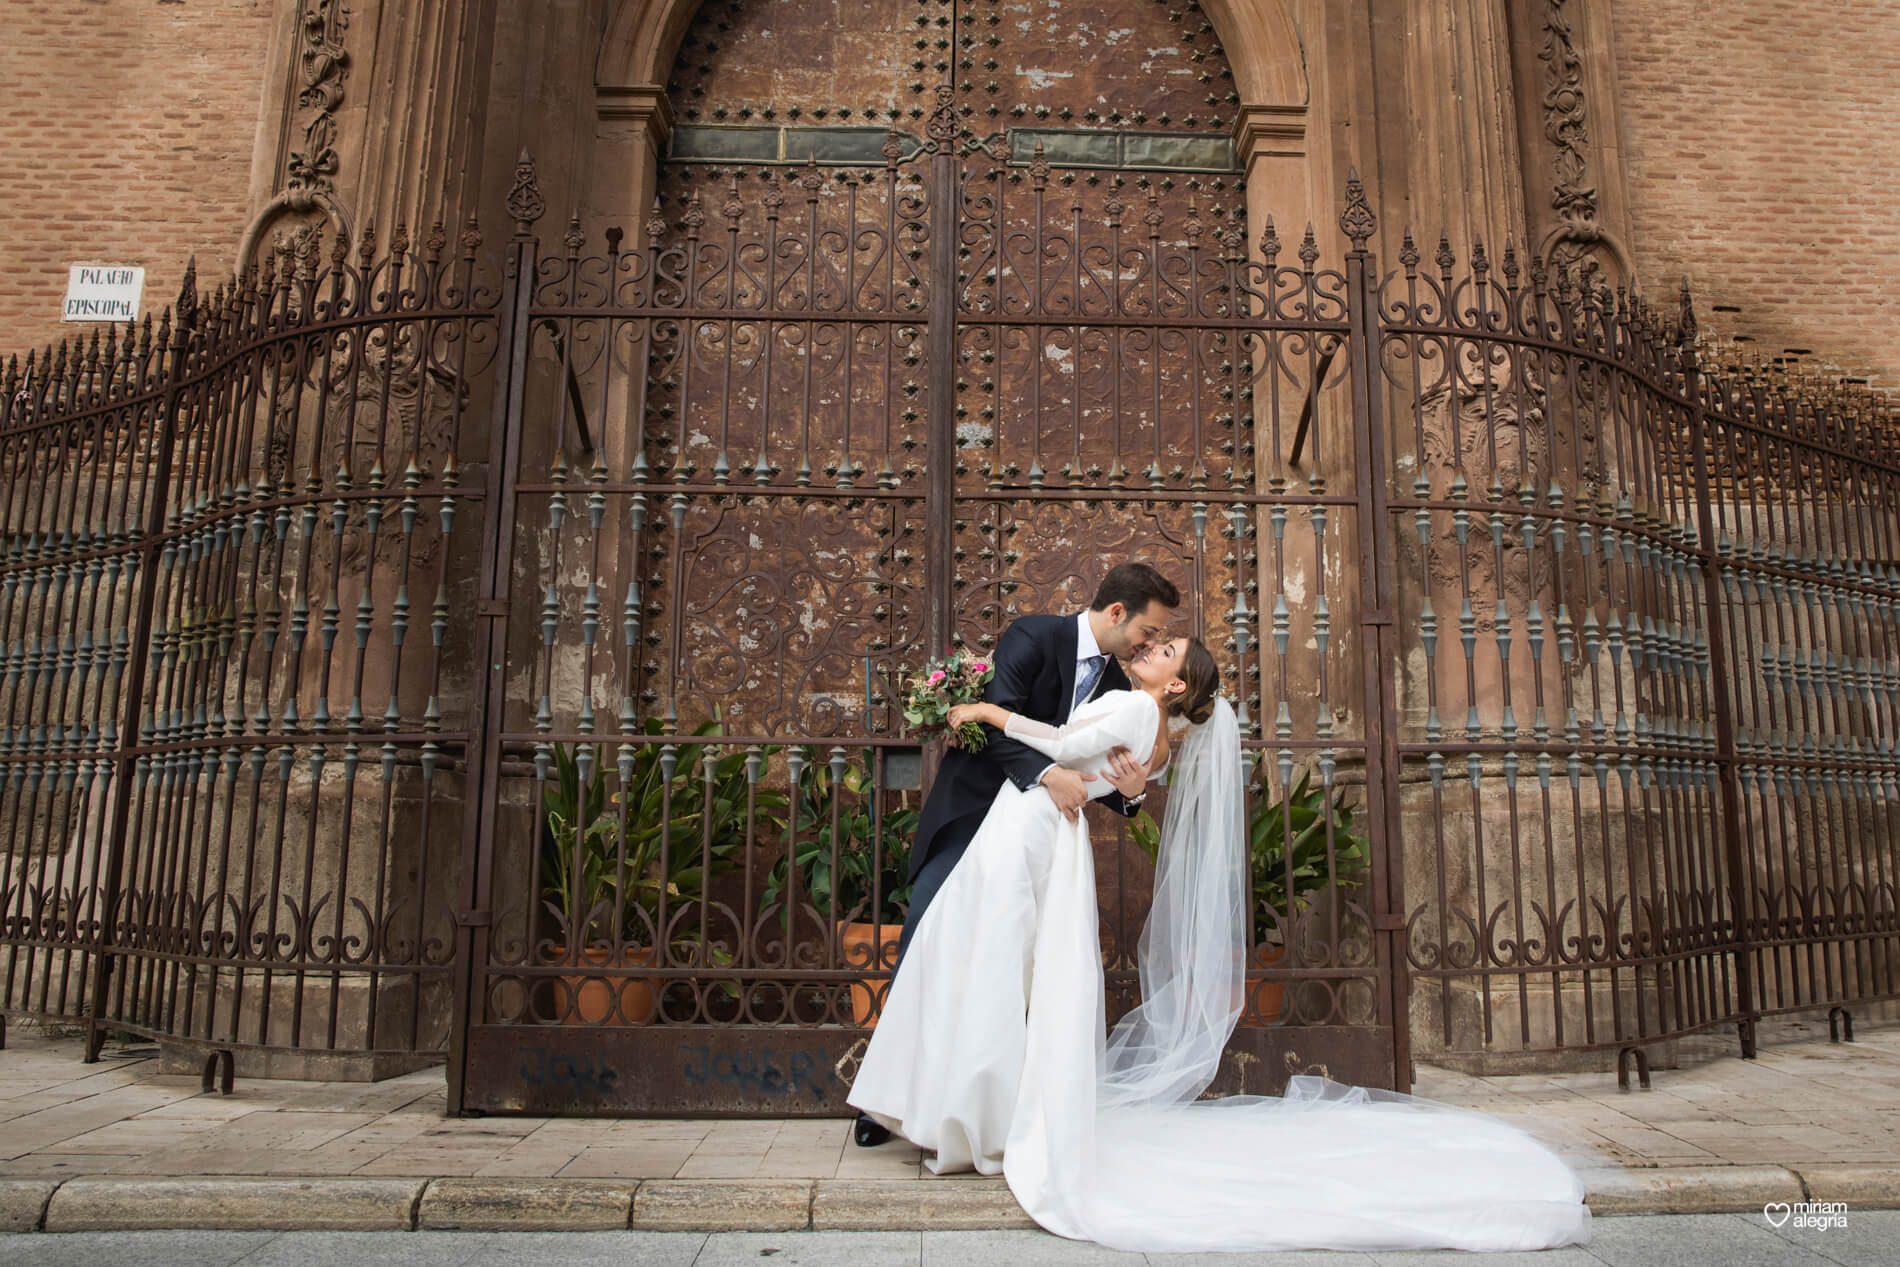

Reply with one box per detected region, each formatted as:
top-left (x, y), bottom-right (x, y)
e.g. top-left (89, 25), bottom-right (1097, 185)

top-left (1090, 562), bottom-right (1180, 614)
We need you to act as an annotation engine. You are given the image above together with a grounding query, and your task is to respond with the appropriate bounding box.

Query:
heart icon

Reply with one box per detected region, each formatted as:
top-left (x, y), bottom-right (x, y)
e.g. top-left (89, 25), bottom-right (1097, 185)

top-left (1764, 1202), bottom-right (1792, 1228)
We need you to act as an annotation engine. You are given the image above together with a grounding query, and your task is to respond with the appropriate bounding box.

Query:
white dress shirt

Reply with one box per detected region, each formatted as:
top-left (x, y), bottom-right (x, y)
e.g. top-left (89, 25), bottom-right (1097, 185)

top-left (1032, 611), bottom-right (1107, 790)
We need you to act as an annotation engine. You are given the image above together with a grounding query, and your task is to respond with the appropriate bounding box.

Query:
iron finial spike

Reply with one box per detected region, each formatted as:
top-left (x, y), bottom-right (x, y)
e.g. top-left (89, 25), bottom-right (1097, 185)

top-left (506, 150), bottom-right (546, 234)
top-left (178, 255), bottom-right (198, 313)
top-left (1678, 275), bottom-right (1698, 348)
top-left (1338, 165), bottom-right (1376, 248)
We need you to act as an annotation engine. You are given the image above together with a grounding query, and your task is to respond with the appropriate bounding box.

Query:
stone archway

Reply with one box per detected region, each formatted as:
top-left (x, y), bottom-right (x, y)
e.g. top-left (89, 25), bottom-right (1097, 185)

top-left (588, 0), bottom-right (1318, 249)
top-left (598, 0), bottom-right (1308, 101)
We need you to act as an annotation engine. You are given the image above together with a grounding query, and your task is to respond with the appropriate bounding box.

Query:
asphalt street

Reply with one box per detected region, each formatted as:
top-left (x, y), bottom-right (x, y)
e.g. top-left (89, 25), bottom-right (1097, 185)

top-left (0, 1212), bottom-right (1890, 1267)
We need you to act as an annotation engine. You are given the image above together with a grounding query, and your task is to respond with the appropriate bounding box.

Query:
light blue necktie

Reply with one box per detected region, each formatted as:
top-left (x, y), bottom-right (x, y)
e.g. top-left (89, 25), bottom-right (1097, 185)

top-left (1072, 654), bottom-right (1106, 715)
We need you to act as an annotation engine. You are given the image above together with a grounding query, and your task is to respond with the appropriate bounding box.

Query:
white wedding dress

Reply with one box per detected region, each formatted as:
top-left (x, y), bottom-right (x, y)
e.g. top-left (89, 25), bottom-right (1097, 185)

top-left (848, 689), bottom-right (1592, 1253)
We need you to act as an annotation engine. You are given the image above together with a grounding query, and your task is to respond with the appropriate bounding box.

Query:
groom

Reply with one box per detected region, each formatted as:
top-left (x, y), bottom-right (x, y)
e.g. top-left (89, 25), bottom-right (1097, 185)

top-left (854, 561), bottom-right (1179, 1146)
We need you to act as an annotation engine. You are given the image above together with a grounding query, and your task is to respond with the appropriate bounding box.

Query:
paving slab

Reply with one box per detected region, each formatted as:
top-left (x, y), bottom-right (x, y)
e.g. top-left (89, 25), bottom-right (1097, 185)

top-left (696, 1229), bottom-right (921, 1267)
top-left (0, 1230), bottom-right (278, 1267)
top-left (2, 1016), bottom-right (1900, 1238)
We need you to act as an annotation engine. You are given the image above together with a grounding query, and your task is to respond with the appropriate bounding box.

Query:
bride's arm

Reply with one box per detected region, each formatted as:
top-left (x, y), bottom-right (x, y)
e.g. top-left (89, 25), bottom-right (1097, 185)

top-left (950, 694), bottom-right (1151, 766)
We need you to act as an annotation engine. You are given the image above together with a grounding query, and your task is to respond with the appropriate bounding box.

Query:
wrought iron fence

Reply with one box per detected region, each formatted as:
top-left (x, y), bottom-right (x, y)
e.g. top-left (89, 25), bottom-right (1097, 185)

top-left (0, 224), bottom-right (499, 1073)
top-left (1380, 241), bottom-right (1900, 1080)
top-left (3, 154), bottom-right (1896, 1112)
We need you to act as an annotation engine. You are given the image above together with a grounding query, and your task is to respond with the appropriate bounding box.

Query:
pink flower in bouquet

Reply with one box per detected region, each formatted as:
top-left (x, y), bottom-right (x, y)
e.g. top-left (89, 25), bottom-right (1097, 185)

top-left (904, 649), bottom-right (998, 751)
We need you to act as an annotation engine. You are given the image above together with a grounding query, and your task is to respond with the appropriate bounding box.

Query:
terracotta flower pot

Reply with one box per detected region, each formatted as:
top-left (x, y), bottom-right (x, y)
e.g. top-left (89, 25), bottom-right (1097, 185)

top-left (837, 920), bottom-right (902, 1028)
top-left (1242, 941), bottom-right (1286, 1026)
top-left (557, 945), bottom-right (658, 1025)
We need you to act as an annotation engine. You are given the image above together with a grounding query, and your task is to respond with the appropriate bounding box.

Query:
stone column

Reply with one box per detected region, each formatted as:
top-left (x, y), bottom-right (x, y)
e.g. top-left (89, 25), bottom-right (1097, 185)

top-left (1395, 0), bottom-right (1528, 258)
top-left (241, 0), bottom-right (503, 266)
top-left (345, 0), bottom-right (501, 241)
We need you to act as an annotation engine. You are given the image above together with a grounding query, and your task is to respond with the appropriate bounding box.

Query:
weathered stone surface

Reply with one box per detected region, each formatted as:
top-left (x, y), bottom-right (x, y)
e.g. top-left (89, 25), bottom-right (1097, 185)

top-left (813, 1179), bottom-right (1036, 1231)
top-left (419, 1178), bottom-right (636, 1230)
top-left (43, 1177), bottom-right (425, 1231)
top-left (0, 1180), bottom-right (57, 1232)
top-left (632, 1179), bottom-right (812, 1231)
top-left (1583, 1165), bottom-right (1803, 1214)
top-left (1792, 1165), bottom-right (1900, 1207)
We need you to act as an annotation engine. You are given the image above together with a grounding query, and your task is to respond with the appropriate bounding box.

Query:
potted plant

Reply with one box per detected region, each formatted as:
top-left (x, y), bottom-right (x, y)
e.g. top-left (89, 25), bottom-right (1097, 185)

top-left (540, 741), bottom-right (647, 1024)
top-left (1244, 769), bottom-right (1369, 1024)
top-left (1129, 766), bottom-right (1368, 1025)
top-left (541, 720), bottom-right (787, 1023)
top-left (759, 746), bottom-right (918, 1026)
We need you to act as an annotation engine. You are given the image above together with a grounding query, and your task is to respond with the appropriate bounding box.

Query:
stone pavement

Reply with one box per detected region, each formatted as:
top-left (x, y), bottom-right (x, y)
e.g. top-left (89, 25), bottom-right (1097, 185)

top-left (2, 1015), bottom-right (1898, 1234)
top-left (0, 1215), bottom-right (1895, 1267)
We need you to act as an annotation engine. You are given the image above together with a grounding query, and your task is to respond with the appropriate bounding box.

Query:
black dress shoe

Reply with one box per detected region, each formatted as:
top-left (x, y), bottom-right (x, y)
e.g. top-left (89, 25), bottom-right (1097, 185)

top-left (853, 1112), bottom-right (892, 1147)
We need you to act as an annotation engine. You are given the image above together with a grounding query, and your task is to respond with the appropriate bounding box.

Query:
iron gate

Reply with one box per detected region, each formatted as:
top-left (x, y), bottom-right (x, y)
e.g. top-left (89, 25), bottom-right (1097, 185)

top-left (449, 94), bottom-right (1406, 1111)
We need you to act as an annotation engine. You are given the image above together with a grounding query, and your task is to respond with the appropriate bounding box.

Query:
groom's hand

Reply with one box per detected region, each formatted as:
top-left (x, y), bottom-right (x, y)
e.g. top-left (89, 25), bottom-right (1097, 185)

top-left (1104, 746), bottom-right (1147, 799)
top-left (1041, 766), bottom-right (1097, 821)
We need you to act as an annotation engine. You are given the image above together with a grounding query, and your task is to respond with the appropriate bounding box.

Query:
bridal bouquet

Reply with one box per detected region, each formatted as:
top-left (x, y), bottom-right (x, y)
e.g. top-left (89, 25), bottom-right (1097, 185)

top-left (903, 649), bottom-right (995, 750)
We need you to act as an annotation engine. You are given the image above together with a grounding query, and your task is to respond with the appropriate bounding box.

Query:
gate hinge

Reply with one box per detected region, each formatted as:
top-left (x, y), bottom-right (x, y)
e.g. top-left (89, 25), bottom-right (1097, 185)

top-left (455, 908), bottom-right (493, 927)
top-left (1372, 913), bottom-right (1406, 932)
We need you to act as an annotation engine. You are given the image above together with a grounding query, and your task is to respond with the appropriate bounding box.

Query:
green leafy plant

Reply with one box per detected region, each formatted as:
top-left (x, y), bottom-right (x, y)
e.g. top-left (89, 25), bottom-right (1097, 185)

top-left (1127, 766), bottom-right (1369, 942)
top-left (541, 720), bottom-right (789, 951)
top-left (1247, 769), bottom-right (1369, 941)
top-left (760, 747), bottom-right (918, 928)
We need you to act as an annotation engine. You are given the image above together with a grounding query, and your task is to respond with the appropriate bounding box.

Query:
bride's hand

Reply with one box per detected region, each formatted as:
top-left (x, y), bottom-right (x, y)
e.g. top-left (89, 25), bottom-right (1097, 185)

top-left (1104, 745), bottom-right (1149, 799)
top-left (947, 702), bottom-right (997, 731)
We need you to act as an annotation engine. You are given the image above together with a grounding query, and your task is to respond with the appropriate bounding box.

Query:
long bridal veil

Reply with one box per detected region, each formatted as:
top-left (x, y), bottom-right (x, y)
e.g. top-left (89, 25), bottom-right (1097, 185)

top-left (1099, 696), bottom-right (1247, 1108)
top-left (1057, 698), bottom-right (1595, 1253)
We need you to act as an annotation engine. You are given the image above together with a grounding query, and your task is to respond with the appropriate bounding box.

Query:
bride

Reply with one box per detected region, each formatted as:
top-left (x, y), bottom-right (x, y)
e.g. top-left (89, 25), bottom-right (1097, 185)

top-left (847, 635), bottom-right (1592, 1253)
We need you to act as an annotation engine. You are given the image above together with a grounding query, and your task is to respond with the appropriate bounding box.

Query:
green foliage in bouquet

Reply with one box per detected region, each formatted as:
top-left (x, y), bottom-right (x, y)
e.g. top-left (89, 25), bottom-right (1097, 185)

top-left (760, 747), bottom-right (919, 928)
top-left (903, 649), bottom-right (996, 751)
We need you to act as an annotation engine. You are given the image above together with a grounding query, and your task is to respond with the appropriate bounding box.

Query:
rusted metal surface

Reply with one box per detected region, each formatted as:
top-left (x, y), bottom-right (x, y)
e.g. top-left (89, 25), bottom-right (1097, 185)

top-left (464, 1023), bottom-right (864, 1116)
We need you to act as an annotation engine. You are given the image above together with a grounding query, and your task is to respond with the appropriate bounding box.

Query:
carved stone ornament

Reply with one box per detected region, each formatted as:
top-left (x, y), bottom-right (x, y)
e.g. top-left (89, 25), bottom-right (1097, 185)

top-left (286, 0), bottom-right (350, 206)
top-left (1537, 0), bottom-right (1618, 277)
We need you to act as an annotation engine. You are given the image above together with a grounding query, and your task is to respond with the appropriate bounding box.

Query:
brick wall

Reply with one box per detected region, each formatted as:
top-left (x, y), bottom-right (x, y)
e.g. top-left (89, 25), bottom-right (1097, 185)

top-left (0, 1), bottom-right (273, 357)
top-left (1610, 0), bottom-right (1900, 387)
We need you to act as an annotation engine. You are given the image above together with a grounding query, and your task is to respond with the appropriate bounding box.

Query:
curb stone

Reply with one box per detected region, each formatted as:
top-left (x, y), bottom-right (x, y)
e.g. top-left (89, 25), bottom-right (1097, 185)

top-left (7, 1169), bottom-right (1900, 1232)
top-left (1789, 1164), bottom-right (1900, 1206)
top-left (632, 1179), bottom-right (813, 1231)
top-left (1581, 1165), bottom-right (1805, 1215)
top-left (0, 1180), bottom-right (56, 1233)
top-left (42, 1177), bottom-right (428, 1233)
top-left (419, 1178), bottom-right (638, 1231)
top-left (813, 1178), bottom-right (1036, 1230)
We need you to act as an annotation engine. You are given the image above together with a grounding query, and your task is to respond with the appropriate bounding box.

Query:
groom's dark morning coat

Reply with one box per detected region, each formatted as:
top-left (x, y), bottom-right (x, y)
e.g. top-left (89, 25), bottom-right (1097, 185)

top-left (909, 612), bottom-right (1144, 883)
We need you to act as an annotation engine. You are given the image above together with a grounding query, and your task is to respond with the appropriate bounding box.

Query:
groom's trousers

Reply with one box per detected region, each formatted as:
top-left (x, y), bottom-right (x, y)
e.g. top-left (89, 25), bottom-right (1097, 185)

top-left (895, 816), bottom-right (980, 968)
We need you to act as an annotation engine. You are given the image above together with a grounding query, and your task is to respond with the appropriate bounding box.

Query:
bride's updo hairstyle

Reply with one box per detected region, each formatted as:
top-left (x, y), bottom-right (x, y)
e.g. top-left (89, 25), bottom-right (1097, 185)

top-left (1169, 639), bottom-right (1221, 725)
